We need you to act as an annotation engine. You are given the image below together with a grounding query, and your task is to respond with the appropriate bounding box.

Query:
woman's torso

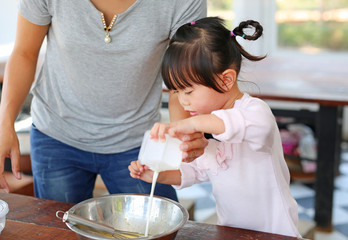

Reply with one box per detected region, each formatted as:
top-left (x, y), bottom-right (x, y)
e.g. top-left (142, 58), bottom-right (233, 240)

top-left (19, 0), bottom-right (207, 153)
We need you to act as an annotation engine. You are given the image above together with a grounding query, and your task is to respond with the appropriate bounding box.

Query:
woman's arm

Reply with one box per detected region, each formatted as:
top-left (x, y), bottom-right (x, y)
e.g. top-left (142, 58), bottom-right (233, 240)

top-left (0, 13), bottom-right (49, 191)
top-left (168, 91), bottom-right (191, 121)
top-left (1, 14), bottom-right (48, 119)
top-left (168, 91), bottom-right (208, 162)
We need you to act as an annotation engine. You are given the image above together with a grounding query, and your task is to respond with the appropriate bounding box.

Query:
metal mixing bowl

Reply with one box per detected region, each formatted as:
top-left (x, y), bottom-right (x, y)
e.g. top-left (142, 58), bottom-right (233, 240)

top-left (64, 194), bottom-right (188, 240)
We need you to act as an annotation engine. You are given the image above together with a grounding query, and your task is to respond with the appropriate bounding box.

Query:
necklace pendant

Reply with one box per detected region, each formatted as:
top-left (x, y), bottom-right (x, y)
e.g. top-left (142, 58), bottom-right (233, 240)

top-left (104, 32), bottom-right (111, 44)
top-left (104, 35), bottom-right (111, 43)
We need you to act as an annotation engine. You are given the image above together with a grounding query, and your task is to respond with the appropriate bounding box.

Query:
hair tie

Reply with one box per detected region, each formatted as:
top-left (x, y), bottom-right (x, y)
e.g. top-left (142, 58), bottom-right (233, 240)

top-left (231, 31), bottom-right (246, 39)
top-left (190, 21), bottom-right (196, 25)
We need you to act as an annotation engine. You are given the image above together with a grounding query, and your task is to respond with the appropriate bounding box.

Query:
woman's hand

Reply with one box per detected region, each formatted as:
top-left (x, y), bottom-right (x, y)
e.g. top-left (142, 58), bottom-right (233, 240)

top-left (179, 132), bottom-right (208, 163)
top-left (0, 125), bottom-right (21, 192)
top-left (128, 160), bottom-right (154, 183)
top-left (0, 121), bottom-right (21, 192)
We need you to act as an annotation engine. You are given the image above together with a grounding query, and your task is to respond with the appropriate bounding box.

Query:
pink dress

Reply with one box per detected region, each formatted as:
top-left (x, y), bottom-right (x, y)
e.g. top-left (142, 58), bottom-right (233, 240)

top-left (174, 94), bottom-right (301, 238)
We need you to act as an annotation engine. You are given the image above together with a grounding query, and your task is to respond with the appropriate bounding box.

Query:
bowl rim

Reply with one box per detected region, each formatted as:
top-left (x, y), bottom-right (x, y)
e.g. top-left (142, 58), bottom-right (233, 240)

top-left (65, 193), bottom-right (189, 240)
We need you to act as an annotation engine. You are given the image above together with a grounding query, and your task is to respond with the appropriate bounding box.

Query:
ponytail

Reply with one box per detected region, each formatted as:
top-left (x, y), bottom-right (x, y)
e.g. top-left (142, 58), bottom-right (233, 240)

top-left (231, 20), bottom-right (266, 61)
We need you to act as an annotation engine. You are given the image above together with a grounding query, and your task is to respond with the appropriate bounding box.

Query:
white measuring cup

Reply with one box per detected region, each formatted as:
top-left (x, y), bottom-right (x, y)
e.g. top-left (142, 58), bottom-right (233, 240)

top-left (138, 130), bottom-right (182, 172)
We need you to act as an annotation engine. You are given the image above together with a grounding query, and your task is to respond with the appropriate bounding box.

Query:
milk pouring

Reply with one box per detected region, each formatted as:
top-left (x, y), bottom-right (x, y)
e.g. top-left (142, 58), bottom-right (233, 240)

top-left (138, 130), bottom-right (182, 172)
top-left (138, 130), bottom-right (182, 236)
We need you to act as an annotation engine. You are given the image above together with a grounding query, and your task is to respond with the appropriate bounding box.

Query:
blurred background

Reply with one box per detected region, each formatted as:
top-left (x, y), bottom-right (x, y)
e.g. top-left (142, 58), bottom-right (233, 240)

top-left (208, 0), bottom-right (348, 52)
top-left (1, 0), bottom-right (348, 239)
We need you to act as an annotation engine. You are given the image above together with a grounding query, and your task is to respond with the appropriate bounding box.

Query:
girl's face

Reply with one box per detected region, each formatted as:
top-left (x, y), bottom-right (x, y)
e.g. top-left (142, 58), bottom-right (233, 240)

top-left (173, 83), bottom-right (228, 116)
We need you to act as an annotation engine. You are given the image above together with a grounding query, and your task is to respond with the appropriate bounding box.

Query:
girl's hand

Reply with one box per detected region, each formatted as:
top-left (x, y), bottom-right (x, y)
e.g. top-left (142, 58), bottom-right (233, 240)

top-left (149, 122), bottom-right (171, 142)
top-left (168, 118), bottom-right (197, 138)
top-left (150, 118), bottom-right (196, 142)
top-left (128, 160), bottom-right (154, 183)
top-left (150, 120), bottom-right (208, 163)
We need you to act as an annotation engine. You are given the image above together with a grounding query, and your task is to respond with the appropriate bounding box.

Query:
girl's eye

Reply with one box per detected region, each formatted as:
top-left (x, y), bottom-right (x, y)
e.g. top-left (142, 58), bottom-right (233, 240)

top-left (184, 91), bottom-right (193, 95)
top-left (172, 90), bottom-right (179, 94)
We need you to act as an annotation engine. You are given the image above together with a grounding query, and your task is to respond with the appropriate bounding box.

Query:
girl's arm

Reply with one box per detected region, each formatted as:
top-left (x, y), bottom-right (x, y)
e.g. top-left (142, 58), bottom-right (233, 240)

top-left (128, 161), bottom-right (182, 185)
top-left (157, 170), bottom-right (182, 185)
top-left (186, 114), bottom-right (226, 135)
top-left (151, 114), bottom-right (225, 142)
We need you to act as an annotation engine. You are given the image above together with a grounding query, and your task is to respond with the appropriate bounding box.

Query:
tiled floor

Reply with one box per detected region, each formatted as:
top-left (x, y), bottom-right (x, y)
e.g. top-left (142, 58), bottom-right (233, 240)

top-left (176, 142), bottom-right (348, 240)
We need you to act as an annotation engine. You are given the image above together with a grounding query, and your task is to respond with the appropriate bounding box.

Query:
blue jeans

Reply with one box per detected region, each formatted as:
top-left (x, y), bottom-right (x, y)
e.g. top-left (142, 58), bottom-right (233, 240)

top-left (30, 125), bottom-right (178, 203)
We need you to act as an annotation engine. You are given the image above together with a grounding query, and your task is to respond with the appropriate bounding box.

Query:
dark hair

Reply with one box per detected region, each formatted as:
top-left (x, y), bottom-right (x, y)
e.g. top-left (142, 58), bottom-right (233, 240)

top-left (162, 17), bottom-right (265, 93)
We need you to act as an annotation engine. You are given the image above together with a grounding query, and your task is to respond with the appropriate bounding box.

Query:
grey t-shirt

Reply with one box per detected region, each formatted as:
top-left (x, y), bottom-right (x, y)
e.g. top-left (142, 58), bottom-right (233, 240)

top-left (19, 0), bottom-right (206, 153)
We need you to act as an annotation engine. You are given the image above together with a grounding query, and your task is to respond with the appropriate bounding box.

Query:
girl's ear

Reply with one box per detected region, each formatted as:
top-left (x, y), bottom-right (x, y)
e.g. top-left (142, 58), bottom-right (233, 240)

top-left (220, 69), bottom-right (237, 90)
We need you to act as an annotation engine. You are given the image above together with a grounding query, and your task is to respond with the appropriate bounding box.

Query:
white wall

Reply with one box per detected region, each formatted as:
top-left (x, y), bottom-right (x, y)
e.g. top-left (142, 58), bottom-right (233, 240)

top-left (0, 0), bottom-right (17, 45)
top-left (0, 0), bottom-right (18, 65)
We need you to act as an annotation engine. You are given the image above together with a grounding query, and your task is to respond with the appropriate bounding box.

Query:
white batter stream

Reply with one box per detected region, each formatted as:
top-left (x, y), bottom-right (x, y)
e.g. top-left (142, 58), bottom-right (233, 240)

top-left (144, 171), bottom-right (159, 237)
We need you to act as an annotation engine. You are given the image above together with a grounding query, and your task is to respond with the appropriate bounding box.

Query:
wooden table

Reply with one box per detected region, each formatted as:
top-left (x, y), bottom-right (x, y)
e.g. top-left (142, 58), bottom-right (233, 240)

top-left (0, 193), bottom-right (297, 240)
top-left (241, 53), bottom-right (348, 231)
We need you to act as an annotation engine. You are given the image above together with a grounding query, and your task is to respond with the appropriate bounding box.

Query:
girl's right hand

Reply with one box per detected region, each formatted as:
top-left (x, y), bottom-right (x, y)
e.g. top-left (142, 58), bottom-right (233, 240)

top-left (149, 122), bottom-right (171, 142)
top-left (128, 160), bottom-right (154, 183)
top-left (150, 121), bottom-right (208, 163)
top-left (150, 119), bottom-right (197, 141)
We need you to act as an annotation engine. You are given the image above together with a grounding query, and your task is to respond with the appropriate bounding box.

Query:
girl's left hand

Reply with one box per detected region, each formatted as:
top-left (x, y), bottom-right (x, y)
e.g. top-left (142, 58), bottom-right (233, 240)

top-left (128, 160), bottom-right (154, 183)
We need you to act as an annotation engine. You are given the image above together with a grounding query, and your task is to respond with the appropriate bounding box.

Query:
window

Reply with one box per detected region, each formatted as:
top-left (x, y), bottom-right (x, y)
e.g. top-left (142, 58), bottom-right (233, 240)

top-left (207, 0), bottom-right (234, 28)
top-left (276, 0), bottom-right (348, 52)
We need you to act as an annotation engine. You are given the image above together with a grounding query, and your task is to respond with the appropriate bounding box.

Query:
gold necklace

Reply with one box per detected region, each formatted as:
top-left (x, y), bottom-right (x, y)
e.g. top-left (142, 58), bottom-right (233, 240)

top-left (100, 13), bottom-right (118, 43)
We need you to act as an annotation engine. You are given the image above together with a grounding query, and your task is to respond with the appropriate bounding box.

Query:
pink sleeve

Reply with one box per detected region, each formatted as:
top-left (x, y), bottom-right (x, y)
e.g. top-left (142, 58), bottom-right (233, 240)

top-left (173, 161), bottom-right (209, 189)
top-left (212, 108), bottom-right (245, 144)
top-left (211, 100), bottom-right (276, 153)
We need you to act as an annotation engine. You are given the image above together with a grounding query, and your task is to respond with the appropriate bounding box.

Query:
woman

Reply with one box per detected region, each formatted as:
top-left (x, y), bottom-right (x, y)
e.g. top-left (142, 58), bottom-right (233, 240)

top-left (0, 0), bottom-right (207, 203)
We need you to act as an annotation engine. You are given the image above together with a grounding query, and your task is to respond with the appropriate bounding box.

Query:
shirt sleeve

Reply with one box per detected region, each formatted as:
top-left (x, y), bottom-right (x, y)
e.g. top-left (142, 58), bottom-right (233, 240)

top-left (170, 0), bottom-right (207, 38)
top-left (212, 99), bottom-right (277, 153)
top-left (19, 0), bottom-right (51, 25)
top-left (173, 160), bottom-right (209, 189)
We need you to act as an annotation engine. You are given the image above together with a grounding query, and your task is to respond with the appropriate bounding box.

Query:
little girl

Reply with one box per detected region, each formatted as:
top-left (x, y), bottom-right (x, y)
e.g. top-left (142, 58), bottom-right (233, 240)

top-left (129, 17), bottom-right (301, 238)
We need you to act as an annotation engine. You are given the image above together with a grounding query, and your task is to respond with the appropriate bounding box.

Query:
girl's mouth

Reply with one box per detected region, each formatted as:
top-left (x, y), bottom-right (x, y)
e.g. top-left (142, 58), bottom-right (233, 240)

top-left (189, 111), bottom-right (198, 116)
